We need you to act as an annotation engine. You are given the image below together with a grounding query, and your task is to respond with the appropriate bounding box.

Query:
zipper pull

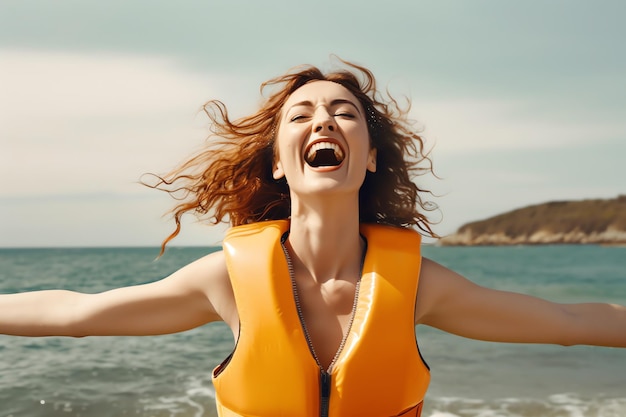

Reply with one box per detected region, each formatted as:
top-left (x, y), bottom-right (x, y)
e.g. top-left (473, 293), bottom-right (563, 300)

top-left (320, 370), bottom-right (331, 417)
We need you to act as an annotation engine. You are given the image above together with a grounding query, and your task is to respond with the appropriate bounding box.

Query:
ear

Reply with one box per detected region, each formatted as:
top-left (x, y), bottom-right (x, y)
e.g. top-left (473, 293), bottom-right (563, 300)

top-left (366, 148), bottom-right (377, 173)
top-left (273, 159), bottom-right (285, 180)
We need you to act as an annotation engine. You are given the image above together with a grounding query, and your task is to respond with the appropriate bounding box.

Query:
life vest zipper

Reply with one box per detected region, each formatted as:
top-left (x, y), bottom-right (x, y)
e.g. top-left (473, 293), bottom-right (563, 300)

top-left (320, 369), bottom-right (331, 417)
top-left (281, 233), bottom-right (365, 417)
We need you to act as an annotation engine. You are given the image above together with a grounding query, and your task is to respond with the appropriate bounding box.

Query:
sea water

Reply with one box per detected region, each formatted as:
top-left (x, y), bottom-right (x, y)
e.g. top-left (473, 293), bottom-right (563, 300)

top-left (1, 244), bottom-right (625, 417)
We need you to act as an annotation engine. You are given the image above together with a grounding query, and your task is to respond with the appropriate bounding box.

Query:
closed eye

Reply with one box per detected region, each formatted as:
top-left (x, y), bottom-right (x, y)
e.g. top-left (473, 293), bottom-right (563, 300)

top-left (335, 112), bottom-right (355, 119)
top-left (290, 114), bottom-right (310, 122)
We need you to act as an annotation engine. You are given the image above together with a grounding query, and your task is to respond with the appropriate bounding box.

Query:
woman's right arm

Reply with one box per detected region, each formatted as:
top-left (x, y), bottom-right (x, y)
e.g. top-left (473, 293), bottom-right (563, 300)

top-left (0, 250), bottom-right (235, 337)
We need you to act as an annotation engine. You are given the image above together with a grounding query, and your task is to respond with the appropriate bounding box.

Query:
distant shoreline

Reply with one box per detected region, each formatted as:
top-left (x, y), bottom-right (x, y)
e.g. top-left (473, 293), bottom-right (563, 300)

top-left (439, 195), bottom-right (626, 247)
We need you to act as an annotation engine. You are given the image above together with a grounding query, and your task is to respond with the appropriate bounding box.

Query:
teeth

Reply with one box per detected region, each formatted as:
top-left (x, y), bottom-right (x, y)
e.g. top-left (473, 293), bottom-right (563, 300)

top-left (306, 142), bottom-right (344, 163)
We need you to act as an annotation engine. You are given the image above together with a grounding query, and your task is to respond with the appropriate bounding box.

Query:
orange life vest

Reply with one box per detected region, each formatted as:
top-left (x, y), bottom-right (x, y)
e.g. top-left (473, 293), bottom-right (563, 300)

top-left (213, 220), bottom-right (430, 416)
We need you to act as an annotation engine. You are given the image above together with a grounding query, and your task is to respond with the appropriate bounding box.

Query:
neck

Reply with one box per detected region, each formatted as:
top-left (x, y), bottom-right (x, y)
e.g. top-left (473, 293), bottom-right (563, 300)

top-left (285, 195), bottom-right (364, 283)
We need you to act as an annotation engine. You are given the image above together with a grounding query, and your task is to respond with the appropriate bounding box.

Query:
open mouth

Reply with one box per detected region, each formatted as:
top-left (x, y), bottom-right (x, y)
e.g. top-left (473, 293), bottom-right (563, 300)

top-left (304, 141), bottom-right (345, 168)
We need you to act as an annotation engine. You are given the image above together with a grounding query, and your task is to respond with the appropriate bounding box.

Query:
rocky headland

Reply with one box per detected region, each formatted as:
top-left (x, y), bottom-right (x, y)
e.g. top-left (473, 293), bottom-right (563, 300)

top-left (439, 195), bottom-right (626, 246)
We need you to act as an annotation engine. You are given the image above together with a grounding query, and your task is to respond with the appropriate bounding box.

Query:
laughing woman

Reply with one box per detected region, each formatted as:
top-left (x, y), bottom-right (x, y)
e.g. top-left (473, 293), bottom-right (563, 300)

top-left (1, 59), bottom-right (625, 417)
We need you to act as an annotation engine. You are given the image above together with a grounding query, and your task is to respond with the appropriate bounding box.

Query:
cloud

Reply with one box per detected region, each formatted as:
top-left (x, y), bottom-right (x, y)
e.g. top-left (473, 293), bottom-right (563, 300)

top-left (1, 49), bottom-right (253, 197)
top-left (411, 97), bottom-right (626, 154)
top-left (0, 49), bottom-right (266, 246)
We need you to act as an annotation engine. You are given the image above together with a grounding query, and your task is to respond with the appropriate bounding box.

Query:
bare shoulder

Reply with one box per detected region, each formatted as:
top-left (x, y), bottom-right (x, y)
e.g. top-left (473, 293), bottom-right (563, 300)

top-left (170, 249), bottom-right (229, 286)
top-left (414, 257), bottom-right (479, 326)
top-left (168, 250), bottom-right (236, 325)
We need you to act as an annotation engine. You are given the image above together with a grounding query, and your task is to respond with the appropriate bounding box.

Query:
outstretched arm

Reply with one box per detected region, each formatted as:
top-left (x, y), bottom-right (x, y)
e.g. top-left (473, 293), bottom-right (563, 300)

top-left (0, 250), bottom-right (234, 337)
top-left (415, 257), bottom-right (626, 347)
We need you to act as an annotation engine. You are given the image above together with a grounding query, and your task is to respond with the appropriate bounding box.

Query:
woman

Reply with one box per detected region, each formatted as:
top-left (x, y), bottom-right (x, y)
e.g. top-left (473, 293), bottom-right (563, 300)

top-left (1, 59), bottom-right (625, 417)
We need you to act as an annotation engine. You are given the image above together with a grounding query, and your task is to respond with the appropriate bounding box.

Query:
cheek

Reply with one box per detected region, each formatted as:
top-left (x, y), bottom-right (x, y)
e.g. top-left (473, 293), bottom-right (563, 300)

top-left (347, 126), bottom-right (373, 157)
top-left (275, 129), bottom-right (303, 159)
top-left (273, 134), bottom-right (301, 175)
top-left (275, 144), bottom-right (298, 166)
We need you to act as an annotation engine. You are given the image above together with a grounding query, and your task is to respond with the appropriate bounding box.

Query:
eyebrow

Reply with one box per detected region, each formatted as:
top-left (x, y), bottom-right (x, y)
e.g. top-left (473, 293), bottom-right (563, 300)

top-left (287, 99), bottom-right (362, 115)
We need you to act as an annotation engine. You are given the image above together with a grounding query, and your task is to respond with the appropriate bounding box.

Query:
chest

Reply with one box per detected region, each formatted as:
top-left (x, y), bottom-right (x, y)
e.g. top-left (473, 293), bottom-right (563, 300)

top-left (291, 274), bottom-right (361, 370)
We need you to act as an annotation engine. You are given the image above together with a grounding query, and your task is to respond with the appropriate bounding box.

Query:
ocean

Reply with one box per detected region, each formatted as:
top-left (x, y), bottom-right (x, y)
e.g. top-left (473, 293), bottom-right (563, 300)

top-left (1, 244), bottom-right (625, 417)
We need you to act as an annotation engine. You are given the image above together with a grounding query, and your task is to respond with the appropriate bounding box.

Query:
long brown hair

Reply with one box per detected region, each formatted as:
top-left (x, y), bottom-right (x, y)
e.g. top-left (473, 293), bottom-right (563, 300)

top-left (145, 58), bottom-right (439, 252)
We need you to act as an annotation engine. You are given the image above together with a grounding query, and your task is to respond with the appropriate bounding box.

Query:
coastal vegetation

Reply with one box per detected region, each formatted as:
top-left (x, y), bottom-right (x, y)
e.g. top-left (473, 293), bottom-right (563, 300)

top-left (439, 195), bottom-right (626, 246)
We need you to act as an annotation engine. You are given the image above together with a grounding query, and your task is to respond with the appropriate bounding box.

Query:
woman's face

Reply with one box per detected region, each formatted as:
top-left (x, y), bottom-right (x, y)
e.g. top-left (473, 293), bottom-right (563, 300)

top-left (273, 80), bottom-right (376, 198)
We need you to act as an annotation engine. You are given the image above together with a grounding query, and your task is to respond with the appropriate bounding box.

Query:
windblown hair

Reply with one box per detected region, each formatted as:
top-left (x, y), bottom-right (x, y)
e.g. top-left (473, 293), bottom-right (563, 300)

top-left (145, 58), bottom-right (439, 252)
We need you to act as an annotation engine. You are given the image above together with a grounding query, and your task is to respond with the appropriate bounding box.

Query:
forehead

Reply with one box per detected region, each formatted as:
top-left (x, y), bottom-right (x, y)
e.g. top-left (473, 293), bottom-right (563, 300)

top-left (283, 80), bottom-right (362, 110)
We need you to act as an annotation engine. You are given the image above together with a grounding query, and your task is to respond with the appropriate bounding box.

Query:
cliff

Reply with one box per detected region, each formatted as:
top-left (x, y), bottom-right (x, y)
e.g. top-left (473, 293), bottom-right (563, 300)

top-left (439, 195), bottom-right (626, 246)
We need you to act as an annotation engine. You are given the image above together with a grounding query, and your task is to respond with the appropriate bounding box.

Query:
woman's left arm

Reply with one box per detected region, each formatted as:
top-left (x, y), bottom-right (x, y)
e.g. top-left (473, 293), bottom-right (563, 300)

top-left (415, 257), bottom-right (626, 347)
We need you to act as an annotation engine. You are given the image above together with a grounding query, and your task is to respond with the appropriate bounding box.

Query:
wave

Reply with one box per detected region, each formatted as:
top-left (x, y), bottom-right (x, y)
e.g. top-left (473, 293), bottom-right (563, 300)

top-left (425, 393), bottom-right (626, 417)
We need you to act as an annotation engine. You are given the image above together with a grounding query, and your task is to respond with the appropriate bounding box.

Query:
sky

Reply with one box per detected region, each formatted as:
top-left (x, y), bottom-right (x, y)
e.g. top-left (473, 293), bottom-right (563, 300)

top-left (1, 0), bottom-right (625, 247)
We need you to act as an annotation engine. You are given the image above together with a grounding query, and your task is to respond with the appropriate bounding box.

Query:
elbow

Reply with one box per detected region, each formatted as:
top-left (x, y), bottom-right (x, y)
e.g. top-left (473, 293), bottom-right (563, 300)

top-left (68, 318), bottom-right (96, 338)
top-left (556, 339), bottom-right (578, 347)
top-left (551, 306), bottom-right (584, 347)
top-left (554, 305), bottom-right (600, 347)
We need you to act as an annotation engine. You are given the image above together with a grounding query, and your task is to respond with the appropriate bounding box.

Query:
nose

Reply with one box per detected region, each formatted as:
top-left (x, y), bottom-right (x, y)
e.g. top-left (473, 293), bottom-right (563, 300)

top-left (312, 108), bottom-right (335, 133)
